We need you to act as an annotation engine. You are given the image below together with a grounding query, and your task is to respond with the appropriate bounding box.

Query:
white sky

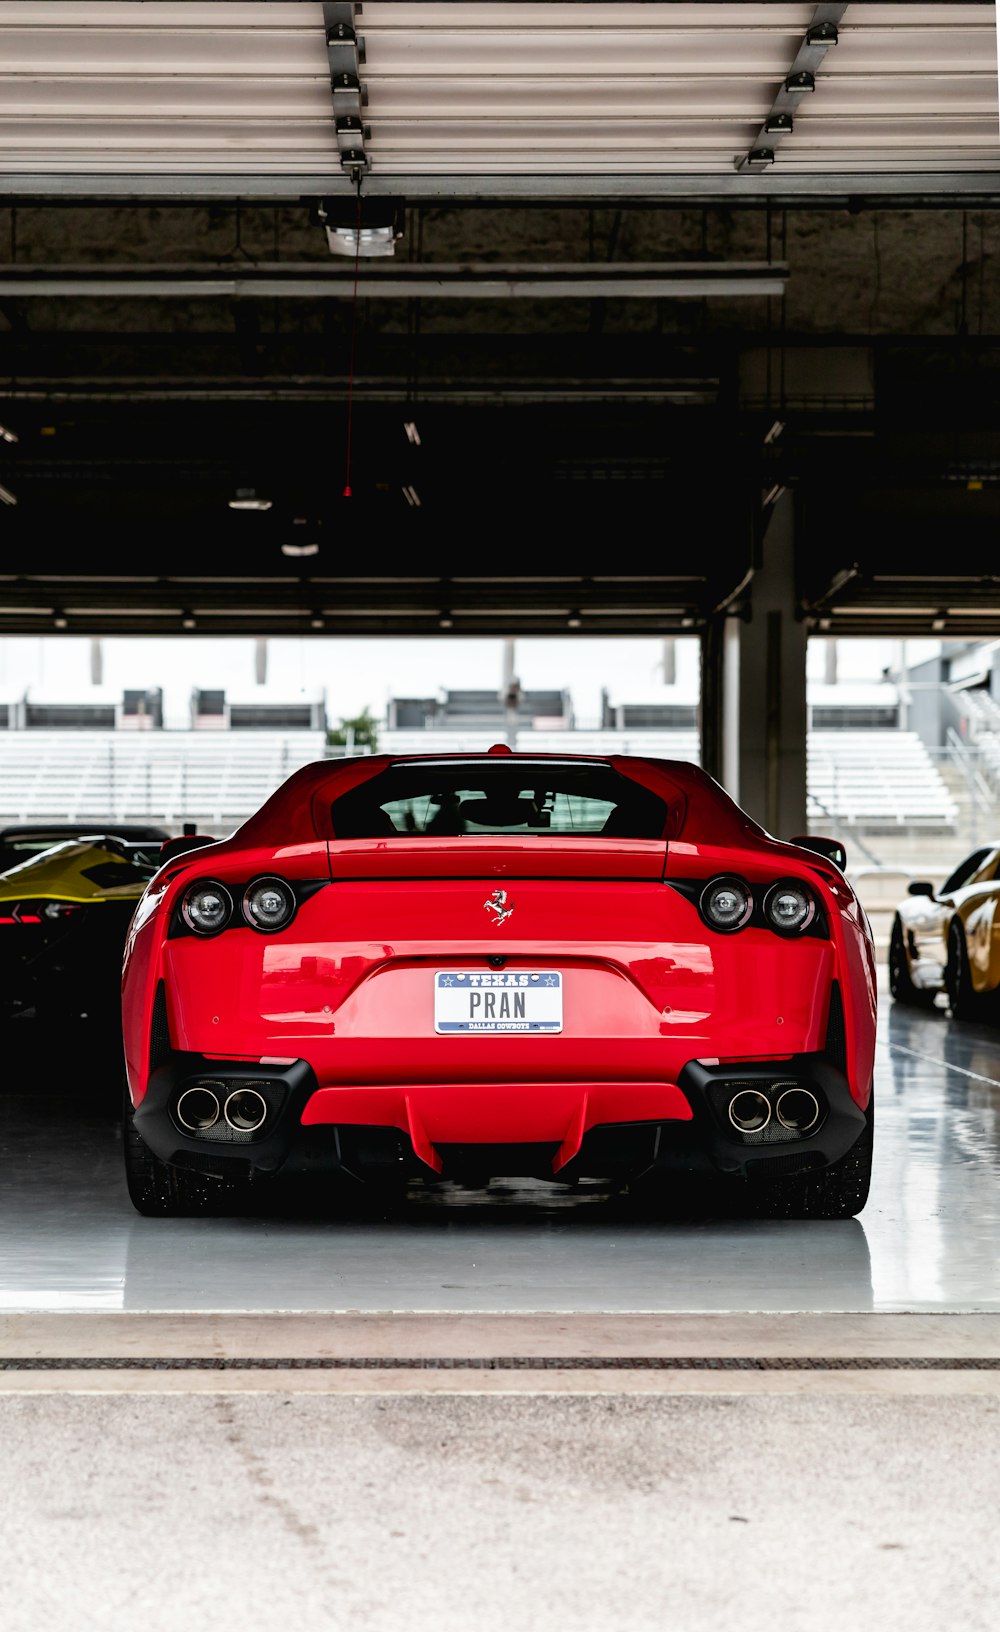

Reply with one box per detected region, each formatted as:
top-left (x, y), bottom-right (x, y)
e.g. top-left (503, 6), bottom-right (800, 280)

top-left (0, 635), bottom-right (941, 730)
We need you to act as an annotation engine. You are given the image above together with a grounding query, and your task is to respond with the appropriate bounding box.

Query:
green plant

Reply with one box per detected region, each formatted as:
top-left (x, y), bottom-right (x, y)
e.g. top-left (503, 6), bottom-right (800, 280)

top-left (327, 706), bottom-right (379, 753)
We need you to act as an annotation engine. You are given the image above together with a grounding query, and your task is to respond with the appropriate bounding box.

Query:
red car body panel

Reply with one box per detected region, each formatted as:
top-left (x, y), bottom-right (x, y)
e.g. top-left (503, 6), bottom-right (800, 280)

top-left (122, 751), bottom-right (876, 1184)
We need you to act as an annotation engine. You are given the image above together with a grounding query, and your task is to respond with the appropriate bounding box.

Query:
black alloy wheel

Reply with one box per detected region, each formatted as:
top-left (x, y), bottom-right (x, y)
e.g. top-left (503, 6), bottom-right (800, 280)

top-left (945, 919), bottom-right (980, 1022)
top-left (888, 916), bottom-right (935, 1008)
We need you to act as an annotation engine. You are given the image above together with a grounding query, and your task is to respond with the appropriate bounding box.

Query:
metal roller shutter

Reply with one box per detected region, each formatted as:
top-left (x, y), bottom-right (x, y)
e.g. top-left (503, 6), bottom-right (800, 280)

top-left (0, 2), bottom-right (996, 186)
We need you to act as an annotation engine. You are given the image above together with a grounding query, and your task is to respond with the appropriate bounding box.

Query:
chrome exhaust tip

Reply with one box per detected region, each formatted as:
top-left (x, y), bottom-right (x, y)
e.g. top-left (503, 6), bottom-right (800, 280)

top-left (176, 1084), bottom-right (221, 1133)
top-left (224, 1087), bottom-right (268, 1133)
top-left (775, 1087), bottom-right (820, 1134)
top-left (728, 1088), bottom-right (771, 1133)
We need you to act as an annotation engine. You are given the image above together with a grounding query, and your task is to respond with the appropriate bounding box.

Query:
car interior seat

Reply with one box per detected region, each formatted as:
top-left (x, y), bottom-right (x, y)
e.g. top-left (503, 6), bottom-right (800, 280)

top-left (456, 794), bottom-right (537, 829)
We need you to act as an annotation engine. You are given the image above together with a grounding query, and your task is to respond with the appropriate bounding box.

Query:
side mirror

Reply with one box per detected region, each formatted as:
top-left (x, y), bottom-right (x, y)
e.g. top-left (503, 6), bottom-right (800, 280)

top-left (907, 880), bottom-right (935, 897)
top-left (159, 834), bottom-right (216, 864)
top-left (790, 835), bottom-right (847, 872)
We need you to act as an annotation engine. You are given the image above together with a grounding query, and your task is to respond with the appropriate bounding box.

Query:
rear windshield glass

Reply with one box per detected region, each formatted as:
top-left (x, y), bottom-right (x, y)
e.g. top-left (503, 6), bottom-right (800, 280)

top-left (330, 762), bottom-right (668, 839)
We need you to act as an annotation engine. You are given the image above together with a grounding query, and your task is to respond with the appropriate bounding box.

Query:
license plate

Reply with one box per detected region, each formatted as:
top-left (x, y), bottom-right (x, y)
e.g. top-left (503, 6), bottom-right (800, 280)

top-left (434, 970), bottom-right (563, 1034)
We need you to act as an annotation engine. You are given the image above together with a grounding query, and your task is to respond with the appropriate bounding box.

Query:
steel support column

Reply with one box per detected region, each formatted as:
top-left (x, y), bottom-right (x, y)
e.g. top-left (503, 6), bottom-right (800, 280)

top-left (700, 492), bottom-right (807, 839)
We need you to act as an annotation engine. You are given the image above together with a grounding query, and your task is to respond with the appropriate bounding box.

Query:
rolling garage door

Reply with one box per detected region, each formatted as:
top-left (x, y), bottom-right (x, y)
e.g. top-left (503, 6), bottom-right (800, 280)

top-left (0, 1), bottom-right (996, 188)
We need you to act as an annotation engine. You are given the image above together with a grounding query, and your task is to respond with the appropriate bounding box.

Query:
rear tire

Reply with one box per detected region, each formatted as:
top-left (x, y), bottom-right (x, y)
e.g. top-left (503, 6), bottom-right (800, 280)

top-left (122, 1081), bottom-right (258, 1217)
top-left (945, 920), bottom-right (980, 1021)
top-left (740, 1093), bottom-right (874, 1220)
top-left (888, 916), bottom-right (935, 1008)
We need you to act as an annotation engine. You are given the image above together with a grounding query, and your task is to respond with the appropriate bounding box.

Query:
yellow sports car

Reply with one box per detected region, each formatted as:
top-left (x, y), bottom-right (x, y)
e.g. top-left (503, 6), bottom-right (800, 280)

top-left (889, 843), bottom-right (1000, 1019)
top-left (0, 822), bottom-right (167, 873)
top-left (0, 833), bottom-right (165, 1022)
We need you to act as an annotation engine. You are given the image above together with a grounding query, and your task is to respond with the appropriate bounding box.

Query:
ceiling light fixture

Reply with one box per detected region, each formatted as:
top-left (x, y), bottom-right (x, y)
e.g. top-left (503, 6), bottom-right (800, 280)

top-left (0, 422), bottom-right (18, 444)
top-left (438, 611), bottom-right (454, 629)
top-left (763, 419), bottom-right (785, 445)
top-left (309, 614), bottom-right (325, 630)
top-left (0, 481), bottom-right (17, 506)
top-left (567, 610), bottom-right (582, 629)
top-left (228, 488), bottom-right (272, 511)
top-left (404, 421), bottom-right (421, 446)
top-left (317, 198), bottom-right (405, 260)
top-left (182, 613), bottom-right (196, 630)
top-left (402, 485), bottom-right (421, 508)
top-left (281, 542), bottom-right (320, 557)
top-left (53, 612), bottom-right (67, 630)
top-left (328, 225), bottom-right (397, 258)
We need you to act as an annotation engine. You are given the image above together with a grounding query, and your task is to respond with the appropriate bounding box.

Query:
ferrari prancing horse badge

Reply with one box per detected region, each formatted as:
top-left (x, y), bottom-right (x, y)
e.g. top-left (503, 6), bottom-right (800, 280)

top-left (484, 888), bottom-right (513, 926)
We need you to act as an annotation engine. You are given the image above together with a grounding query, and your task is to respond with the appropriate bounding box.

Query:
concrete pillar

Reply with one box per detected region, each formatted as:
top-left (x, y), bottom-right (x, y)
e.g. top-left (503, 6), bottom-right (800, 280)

top-left (895, 640), bottom-right (910, 731)
top-left (700, 491), bottom-right (807, 839)
top-left (500, 638), bottom-right (520, 749)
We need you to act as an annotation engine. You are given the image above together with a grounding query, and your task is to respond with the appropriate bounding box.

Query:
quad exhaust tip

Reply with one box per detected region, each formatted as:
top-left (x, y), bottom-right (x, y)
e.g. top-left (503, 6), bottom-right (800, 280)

top-left (775, 1086), bottom-right (820, 1133)
top-left (727, 1084), bottom-right (821, 1136)
top-left (224, 1087), bottom-right (268, 1133)
top-left (176, 1084), bottom-right (221, 1132)
top-left (728, 1088), bottom-right (771, 1133)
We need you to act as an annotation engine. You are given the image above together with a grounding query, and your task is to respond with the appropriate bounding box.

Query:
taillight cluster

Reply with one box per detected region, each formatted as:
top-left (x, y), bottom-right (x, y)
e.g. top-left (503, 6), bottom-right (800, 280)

top-left (698, 874), bottom-right (818, 938)
top-left (0, 899), bottom-right (82, 925)
top-left (178, 875), bottom-right (298, 937)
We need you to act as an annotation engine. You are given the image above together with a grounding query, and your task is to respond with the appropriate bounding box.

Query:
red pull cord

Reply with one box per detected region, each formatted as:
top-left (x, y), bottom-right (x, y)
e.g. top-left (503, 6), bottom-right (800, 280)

top-left (342, 186), bottom-right (362, 497)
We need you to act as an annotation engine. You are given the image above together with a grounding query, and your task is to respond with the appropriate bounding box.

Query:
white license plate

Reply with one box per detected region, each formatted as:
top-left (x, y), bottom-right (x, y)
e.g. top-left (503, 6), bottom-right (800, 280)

top-left (434, 970), bottom-right (563, 1034)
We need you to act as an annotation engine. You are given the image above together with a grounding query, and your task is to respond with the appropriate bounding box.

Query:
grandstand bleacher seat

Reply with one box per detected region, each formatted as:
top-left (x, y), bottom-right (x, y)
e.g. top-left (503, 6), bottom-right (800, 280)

top-left (379, 728), bottom-right (702, 761)
top-left (806, 731), bottom-right (958, 829)
top-left (0, 731), bottom-right (330, 833)
top-left (0, 727), bottom-right (959, 835)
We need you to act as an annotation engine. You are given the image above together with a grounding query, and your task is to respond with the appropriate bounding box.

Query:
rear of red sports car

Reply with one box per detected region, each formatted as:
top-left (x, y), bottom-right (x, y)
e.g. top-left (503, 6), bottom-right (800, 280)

top-left (122, 750), bottom-right (876, 1217)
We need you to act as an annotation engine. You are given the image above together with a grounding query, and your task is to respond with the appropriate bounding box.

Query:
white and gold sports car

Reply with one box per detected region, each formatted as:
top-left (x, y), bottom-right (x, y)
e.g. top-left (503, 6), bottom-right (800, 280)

top-left (889, 843), bottom-right (1000, 1019)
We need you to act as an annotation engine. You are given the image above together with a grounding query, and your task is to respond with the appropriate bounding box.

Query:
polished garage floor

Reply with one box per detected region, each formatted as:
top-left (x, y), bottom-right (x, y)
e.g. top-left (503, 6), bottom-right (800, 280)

top-left (4, 977), bottom-right (1000, 1632)
top-left (1, 973), bottom-right (997, 1315)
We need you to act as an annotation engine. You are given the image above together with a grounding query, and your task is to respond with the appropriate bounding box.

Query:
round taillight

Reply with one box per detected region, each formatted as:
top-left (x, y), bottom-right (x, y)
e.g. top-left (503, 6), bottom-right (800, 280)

top-left (242, 876), bottom-right (296, 933)
top-left (180, 880), bottom-right (233, 936)
top-left (700, 875), bottom-right (753, 933)
top-left (764, 879), bottom-right (816, 936)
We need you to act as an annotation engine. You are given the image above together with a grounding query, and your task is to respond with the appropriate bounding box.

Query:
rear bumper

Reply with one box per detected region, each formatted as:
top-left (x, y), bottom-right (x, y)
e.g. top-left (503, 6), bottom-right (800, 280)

top-left (133, 1050), bottom-right (866, 1184)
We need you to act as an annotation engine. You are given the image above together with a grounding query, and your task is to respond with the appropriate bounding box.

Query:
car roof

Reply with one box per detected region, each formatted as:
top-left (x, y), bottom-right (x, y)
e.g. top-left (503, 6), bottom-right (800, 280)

top-left (222, 748), bottom-right (783, 856)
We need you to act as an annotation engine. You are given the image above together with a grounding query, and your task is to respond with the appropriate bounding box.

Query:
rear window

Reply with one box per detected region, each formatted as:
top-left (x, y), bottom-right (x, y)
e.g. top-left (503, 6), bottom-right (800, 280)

top-left (329, 762), bottom-right (668, 840)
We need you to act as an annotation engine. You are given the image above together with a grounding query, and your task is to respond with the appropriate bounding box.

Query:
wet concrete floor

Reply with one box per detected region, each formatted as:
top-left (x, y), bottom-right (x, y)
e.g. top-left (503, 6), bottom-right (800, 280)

top-left (1, 976), bottom-right (997, 1314)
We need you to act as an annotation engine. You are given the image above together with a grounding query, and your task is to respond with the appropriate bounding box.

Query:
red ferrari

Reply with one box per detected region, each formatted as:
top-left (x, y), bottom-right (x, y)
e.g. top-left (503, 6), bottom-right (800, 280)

top-left (121, 746), bottom-right (876, 1218)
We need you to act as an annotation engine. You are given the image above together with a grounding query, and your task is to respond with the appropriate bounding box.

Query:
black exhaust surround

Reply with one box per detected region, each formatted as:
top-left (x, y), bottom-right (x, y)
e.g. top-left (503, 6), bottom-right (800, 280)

top-left (135, 1043), bottom-right (867, 1187)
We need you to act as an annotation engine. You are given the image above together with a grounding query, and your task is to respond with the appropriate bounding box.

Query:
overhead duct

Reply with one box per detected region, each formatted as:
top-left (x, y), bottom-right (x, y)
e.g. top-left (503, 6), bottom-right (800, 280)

top-left (0, 262), bottom-right (788, 299)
